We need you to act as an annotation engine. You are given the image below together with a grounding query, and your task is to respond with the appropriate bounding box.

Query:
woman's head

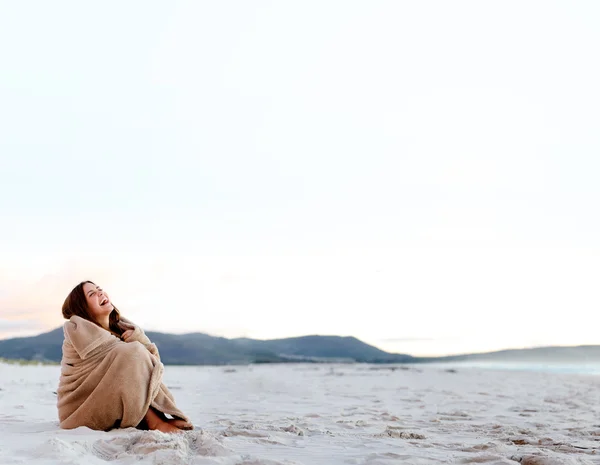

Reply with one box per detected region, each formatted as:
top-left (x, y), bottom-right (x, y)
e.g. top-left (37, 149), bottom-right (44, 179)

top-left (62, 281), bottom-right (122, 335)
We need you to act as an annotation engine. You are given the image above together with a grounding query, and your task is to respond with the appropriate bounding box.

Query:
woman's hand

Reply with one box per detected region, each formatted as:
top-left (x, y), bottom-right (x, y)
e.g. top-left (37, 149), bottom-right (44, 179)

top-left (121, 329), bottom-right (135, 342)
top-left (117, 319), bottom-right (160, 359)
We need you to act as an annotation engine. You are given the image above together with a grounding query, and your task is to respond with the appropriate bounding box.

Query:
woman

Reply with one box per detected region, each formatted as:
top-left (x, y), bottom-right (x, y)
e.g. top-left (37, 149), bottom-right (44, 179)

top-left (57, 281), bottom-right (193, 433)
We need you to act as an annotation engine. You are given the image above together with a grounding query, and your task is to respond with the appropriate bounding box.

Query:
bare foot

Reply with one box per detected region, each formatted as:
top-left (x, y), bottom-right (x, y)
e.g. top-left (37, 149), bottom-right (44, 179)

top-left (144, 407), bottom-right (185, 434)
top-left (167, 418), bottom-right (194, 430)
top-left (153, 420), bottom-right (185, 434)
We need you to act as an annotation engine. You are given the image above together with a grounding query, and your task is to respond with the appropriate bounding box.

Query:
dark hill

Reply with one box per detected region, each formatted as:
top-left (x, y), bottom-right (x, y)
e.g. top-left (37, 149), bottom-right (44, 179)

top-left (0, 327), bottom-right (64, 362)
top-left (232, 335), bottom-right (414, 363)
top-left (0, 326), bottom-right (413, 365)
top-left (1, 326), bottom-right (599, 365)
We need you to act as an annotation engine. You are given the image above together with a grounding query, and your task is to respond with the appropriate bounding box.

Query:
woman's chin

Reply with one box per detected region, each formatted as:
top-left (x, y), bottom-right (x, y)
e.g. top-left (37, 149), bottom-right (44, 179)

top-left (96, 305), bottom-right (114, 315)
top-left (103, 304), bottom-right (114, 312)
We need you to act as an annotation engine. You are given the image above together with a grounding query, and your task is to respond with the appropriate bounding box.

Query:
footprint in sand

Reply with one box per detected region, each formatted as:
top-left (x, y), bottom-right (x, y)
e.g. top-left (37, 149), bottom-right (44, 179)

top-left (511, 455), bottom-right (570, 465)
top-left (92, 430), bottom-right (231, 461)
top-left (377, 426), bottom-right (426, 440)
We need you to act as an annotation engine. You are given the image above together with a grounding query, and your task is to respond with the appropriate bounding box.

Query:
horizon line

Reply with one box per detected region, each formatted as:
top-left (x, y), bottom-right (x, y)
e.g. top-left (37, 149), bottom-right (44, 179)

top-left (1, 324), bottom-right (598, 359)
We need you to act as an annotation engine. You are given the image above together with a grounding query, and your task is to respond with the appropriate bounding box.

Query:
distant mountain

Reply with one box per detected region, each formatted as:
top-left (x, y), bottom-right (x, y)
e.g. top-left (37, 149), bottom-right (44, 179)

top-left (0, 326), bottom-right (598, 365)
top-left (0, 326), bottom-right (414, 365)
top-left (427, 345), bottom-right (600, 363)
top-left (0, 327), bottom-right (64, 362)
top-left (231, 335), bottom-right (414, 363)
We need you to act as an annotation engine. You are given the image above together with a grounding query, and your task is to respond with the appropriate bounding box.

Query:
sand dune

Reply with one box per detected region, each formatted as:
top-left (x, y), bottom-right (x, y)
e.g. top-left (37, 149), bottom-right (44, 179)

top-left (1, 363), bottom-right (599, 464)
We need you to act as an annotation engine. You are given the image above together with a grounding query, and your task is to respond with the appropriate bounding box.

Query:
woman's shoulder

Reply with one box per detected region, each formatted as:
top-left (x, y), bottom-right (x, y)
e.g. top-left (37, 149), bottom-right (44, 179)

top-left (62, 316), bottom-right (115, 356)
top-left (63, 315), bottom-right (87, 330)
top-left (62, 316), bottom-right (103, 340)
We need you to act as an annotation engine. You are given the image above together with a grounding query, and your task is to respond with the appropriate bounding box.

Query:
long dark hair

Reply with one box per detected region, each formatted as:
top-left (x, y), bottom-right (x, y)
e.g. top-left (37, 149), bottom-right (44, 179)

top-left (62, 281), bottom-right (123, 336)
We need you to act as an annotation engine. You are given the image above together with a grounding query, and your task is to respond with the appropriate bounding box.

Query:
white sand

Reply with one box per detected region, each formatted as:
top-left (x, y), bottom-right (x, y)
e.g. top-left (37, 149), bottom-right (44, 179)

top-left (1, 363), bottom-right (599, 464)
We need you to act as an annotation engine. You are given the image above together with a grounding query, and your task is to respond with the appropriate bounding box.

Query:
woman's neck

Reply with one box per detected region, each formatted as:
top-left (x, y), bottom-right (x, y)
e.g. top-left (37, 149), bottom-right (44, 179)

top-left (97, 317), bottom-right (110, 331)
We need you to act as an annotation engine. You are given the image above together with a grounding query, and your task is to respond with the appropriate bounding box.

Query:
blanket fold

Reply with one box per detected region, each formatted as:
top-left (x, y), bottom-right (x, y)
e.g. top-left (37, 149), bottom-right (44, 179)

top-left (57, 315), bottom-right (189, 431)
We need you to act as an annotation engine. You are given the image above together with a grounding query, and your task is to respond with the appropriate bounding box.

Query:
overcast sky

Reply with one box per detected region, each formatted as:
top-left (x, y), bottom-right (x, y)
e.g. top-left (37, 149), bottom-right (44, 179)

top-left (1, 1), bottom-right (599, 356)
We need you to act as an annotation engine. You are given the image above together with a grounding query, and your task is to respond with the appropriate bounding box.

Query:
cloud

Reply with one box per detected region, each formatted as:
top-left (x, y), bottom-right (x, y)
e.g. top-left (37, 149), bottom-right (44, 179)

top-left (0, 259), bottom-right (130, 330)
top-left (381, 335), bottom-right (467, 343)
top-left (0, 319), bottom-right (47, 340)
top-left (0, 319), bottom-right (43, 330)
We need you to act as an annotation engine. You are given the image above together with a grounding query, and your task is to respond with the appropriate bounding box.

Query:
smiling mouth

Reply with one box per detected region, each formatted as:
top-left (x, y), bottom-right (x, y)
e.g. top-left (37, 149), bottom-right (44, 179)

top-left (100, 298), bottom-right (108, 306)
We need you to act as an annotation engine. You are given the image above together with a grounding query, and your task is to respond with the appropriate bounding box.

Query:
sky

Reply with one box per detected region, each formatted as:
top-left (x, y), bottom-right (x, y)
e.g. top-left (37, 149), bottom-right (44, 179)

top-left (0, 1), bottom-right (599, 356)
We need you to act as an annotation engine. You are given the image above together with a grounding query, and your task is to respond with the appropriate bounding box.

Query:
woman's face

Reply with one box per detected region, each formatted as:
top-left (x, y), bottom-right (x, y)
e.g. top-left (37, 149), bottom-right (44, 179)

top-left (83, 282), bottom-right (114, 320)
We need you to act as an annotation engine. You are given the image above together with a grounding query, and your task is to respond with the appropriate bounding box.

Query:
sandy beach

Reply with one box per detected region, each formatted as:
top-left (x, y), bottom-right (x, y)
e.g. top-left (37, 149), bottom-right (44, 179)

top-left (1, 362), bottom-right (599, 464)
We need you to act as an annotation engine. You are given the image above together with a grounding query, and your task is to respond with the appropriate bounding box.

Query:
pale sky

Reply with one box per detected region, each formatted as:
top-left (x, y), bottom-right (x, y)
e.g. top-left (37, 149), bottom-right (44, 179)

top-left (1, 1), bottom-right (599, 356)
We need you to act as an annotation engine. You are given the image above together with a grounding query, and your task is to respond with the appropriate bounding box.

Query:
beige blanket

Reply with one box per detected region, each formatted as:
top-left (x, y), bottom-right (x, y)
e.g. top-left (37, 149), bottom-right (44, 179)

top-left (57, 315), bottom-right (190, 431)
